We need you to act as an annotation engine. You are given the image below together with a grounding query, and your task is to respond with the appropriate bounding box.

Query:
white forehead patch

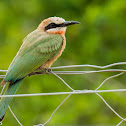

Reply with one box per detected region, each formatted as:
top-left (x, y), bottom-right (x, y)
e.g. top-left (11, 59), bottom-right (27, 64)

top-left (47, 17), bottom-right (65, 24)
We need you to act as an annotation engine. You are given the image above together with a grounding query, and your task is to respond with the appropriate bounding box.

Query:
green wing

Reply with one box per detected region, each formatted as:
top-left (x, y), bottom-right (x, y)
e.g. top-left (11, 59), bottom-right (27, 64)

top-left (5, 29), bottom-right (63, 82)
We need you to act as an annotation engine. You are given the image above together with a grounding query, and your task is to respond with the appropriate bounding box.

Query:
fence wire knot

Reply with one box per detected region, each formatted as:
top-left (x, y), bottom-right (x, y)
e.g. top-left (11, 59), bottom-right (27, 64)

top-left (1, 62), bottom-right (126, 126)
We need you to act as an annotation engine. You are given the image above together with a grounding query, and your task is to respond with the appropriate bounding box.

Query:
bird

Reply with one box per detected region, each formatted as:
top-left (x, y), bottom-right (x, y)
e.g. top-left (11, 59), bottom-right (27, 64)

top-left (0, 17), bottom-right (80, 121)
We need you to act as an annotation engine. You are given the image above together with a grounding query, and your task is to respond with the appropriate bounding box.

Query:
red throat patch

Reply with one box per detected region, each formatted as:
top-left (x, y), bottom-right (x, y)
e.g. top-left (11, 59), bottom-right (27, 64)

top-left (48, 30), bottom-right (65, 35)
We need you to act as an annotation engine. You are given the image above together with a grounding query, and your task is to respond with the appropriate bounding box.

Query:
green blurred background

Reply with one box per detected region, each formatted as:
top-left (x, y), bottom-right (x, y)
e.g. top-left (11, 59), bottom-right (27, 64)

top-left (0, 0), bottom-right (126, 126)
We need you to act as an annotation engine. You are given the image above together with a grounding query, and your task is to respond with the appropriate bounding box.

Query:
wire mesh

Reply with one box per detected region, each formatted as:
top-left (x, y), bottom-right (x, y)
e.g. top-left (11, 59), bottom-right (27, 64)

top-left (0, 62), bottom-right (126, 126)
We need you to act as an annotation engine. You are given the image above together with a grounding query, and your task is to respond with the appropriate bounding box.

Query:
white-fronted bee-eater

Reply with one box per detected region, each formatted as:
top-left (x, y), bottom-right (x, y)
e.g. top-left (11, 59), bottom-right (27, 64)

top-left (0, 17), bottom-right (80, 121)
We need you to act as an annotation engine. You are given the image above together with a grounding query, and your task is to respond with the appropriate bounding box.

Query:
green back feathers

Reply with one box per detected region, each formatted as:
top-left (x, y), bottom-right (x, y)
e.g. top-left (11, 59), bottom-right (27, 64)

top-left (5, 30), bottom-right (63, 82)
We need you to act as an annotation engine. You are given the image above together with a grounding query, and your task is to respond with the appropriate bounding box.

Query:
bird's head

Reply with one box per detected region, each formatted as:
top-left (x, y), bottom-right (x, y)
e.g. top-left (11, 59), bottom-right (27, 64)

top-left (38, 17), bottom-right (80, 35)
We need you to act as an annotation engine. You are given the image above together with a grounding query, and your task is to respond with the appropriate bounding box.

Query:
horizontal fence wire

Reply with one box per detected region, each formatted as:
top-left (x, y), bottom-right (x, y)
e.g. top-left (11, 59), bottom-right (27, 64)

top-left (1, 89), bottom-right (126, 98)
top-left (0, 62), bottom-right (126, 126)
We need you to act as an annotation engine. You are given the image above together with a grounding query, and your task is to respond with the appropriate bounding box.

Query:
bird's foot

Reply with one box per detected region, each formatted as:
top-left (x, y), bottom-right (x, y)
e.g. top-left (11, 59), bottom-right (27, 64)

top-left (44, 68), bottom-right (52, 74)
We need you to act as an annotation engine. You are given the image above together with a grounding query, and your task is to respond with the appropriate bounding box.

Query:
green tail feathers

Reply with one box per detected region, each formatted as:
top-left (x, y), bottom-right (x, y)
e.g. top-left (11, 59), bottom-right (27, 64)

top-left (0, 79), bottom-right (23, 121)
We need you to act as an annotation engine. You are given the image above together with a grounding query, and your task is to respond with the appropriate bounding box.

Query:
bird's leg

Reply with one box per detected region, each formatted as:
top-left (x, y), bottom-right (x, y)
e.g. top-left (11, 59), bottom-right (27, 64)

top-left (28, 71), bottom-right (45, 77)
top-left (29, 67), bottom-right (47, 76)
top-left (27, 68), bottom-right (52, 77)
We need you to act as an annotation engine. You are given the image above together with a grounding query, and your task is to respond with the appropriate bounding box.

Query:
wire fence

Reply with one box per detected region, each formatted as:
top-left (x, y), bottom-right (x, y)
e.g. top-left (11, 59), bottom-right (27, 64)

top-left (0, 62), bottom-right (126, 126)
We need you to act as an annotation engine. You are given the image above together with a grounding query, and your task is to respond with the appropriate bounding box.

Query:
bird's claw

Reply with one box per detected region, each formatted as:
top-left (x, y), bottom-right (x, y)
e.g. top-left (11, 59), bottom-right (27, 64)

top-left (45, 68), bottom-right (52, 74)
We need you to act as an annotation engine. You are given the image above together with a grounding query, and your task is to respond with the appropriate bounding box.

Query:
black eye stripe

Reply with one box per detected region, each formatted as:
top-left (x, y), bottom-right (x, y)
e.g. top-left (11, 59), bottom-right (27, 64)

top-left (45, 23), bottom-right (59, 31)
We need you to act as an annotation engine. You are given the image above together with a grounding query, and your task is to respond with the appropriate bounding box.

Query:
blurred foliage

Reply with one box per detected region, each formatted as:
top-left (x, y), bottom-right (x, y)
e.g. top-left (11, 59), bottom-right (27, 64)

top-left (0, 0), bottom-right (126, 126)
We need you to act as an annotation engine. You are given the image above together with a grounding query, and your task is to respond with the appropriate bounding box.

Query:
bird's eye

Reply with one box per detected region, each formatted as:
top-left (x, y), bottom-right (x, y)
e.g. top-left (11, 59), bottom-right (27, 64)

top-left (45, 23), bottom-right (58, 30)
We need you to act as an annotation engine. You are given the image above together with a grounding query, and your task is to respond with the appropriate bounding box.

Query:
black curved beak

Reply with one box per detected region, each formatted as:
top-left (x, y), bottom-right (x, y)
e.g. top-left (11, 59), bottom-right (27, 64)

top-left (59, 21), bottom-right (80, 27)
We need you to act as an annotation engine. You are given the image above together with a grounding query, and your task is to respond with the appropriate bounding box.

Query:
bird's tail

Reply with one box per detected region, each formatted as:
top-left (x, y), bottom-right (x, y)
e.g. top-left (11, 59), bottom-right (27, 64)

top-left (0, 79), bottom-right (23, 121)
